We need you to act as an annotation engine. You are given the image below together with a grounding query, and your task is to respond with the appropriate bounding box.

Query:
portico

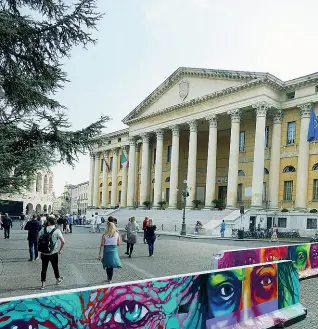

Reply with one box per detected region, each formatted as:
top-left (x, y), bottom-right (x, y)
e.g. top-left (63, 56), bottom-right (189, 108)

top-left (89, 67), bottom-right (318, 212)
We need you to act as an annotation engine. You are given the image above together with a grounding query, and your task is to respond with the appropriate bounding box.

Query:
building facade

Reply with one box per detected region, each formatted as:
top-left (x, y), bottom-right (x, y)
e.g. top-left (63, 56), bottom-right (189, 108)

top-left (88, 67), bottom-right (318, 218)
top-left (61, 182), bottom-right (89, 215)
top-left (0, 169), bottom-right (54, 215)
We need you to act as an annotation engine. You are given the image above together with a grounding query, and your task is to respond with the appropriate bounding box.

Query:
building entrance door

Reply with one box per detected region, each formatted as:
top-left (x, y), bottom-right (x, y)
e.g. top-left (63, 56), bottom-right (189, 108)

top-left (218, 186), bottom-right (227, 207)
top-left (267, 217), bottom-right (273, 229)
top-left (249, 216), bottom-right (256, 231)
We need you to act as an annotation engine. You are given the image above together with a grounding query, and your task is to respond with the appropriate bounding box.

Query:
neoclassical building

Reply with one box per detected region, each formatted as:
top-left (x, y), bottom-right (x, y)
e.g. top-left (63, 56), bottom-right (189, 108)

top-left (0, 169), bottom-right (54, 215)
top-left (89, 67), bottom-right (318, 214)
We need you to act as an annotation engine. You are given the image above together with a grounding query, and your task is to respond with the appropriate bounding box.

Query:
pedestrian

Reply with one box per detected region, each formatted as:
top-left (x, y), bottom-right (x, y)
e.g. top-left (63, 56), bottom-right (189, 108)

top-left (220, 220), bottom-right (226, 238)
top-left (142, 217), bottom-right (149, 244)
top-left (98, 222), bottom-right (121, 284)
top-left (57, 216), bottom-right (64, 231)
top-left (271, 224), bottom-right (278, 242)
top-left (145, 218), bottom-right (157, 257)
top-left (24, 214), bottom-right (42, 261)
top-left (38, 215), bottom-right (65, 290)
top-left (83, 215), bottom-right (86, 225)
top-left (65, 216), bottom-right (70, 234)
top-left (78, 214), bottom-right (82, 225)
top-left (91, 214), bottom-right (96, 232)
top-left (95, 214), bottom-right (101, 233)
top-left (68, 214), bottom-right (73, 233)
top-left (2, 213), bottom-right (13, 239)
top-left (125, 217), bottom-right (139, 258)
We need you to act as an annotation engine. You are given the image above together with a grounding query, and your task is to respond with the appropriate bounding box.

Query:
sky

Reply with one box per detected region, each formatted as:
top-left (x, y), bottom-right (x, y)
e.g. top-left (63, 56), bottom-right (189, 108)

top-left (52, 0), bottom-right (318, 196)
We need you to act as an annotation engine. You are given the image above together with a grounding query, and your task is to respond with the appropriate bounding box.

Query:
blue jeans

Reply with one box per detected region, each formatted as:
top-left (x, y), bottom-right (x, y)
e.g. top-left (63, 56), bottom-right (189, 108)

top-left (147, 238), bottom-right (155, 255)
top-left (220, 230), bottom-right (225, 238)
top-left (106, 267), bottom-right (114, 280)
top-left (29, 239), bottom-right (38, 260)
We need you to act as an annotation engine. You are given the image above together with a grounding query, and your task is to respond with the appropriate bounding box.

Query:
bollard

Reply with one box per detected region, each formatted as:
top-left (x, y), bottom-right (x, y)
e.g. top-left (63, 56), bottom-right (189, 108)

top-left (174, 225), bottom-right (177, 231)
top-left (161, 224), bottom-right (164, 230)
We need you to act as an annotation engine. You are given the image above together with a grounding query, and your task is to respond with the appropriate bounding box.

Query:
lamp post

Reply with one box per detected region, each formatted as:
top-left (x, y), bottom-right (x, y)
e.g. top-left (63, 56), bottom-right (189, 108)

top-left (180, 180), bottom-right (189, 236)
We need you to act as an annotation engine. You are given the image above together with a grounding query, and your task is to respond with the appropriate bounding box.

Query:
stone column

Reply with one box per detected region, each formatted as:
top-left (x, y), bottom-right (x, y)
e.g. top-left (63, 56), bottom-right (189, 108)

top-left (269, 110), bottom-right (283, 210)
top-left (101, 151), bottom-right (108, 208)
top-left (93, 153), bottom-right (100, 207)
top-left (134, 143), bottom-right (141, 206)
top-left (169, 125), bottom-right (180, 209)
top-left (121, 146), bottom-right (129, 207)
top-left (226, 109), bottom-right (242, 209)
top-left (251, 102), bottom-right (270, 209)
top-left (153, 129), bottom-right (164, 209)
top-left (111, 148), bottom-right (119, 207)
top-left (140, 133), bottom-right (150, 207)
top-left (186, 120), bottom-right (198, 209)
top-left (295, 103), bottom-right (312, 210)
top-left (88, 154), bottom-right (95, 206)
top-left (127, 138), bottom-right (136, 208)
top-left (204, 115), bottom-right (218, 209)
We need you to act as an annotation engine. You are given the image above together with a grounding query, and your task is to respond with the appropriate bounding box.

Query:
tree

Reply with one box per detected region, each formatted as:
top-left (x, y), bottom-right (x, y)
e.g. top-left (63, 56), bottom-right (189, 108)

top-left (0, 0), bottom-right (108, 194)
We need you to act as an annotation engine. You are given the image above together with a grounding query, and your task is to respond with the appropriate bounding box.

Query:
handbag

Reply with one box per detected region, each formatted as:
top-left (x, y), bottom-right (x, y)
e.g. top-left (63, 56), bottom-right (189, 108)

top-left (121, 233), bottom-right (128, 243)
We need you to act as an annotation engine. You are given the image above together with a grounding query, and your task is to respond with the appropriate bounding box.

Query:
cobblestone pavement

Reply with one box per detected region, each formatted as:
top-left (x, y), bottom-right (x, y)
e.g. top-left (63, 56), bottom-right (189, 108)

top-left (0, 227), bottom-right (317, 328)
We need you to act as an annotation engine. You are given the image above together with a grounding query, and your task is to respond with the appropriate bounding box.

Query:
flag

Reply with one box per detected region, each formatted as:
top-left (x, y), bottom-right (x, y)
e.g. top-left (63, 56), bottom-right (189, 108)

top-left (120, 150), bottom-right (129, 168)
top-left (307, 105), bottom-right (318, 142)
top-left (102, 155), bottom-right (110, 173)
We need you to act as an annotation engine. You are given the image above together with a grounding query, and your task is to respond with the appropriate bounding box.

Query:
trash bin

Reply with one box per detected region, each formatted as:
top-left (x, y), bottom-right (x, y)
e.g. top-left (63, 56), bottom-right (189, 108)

top-left (238, 229), bottom-right (244, 239)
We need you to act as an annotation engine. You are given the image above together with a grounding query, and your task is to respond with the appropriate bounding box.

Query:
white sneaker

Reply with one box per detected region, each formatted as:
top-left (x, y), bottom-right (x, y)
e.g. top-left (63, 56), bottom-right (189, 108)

top-left (35, 257), bottom-right (39, 261)
top-left (56, 276), bottom-right (64, 285)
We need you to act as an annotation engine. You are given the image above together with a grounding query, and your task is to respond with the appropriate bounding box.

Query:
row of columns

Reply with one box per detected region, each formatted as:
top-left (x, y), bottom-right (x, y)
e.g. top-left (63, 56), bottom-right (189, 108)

top-left (89, 102), bottom-right (312, 210)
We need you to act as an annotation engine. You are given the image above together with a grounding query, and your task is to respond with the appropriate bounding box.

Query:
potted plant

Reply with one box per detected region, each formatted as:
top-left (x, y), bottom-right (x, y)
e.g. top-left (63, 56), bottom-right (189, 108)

top-left (192, 200), bottom-right (202, 210)
top-left (310, 209), bottom-right (317, 213)
top-left (142, 201), bottom-right (151, 210)
top-left (212, 199), bottom-right (224, 210)
top-left (158, 200), bottom-right (167, 210)
top-left (281, 208), bottom-right (289, 212)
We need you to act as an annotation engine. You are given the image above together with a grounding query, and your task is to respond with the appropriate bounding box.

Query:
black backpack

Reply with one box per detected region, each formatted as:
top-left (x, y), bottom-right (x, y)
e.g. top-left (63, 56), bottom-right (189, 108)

top-left (38, 227), bottom-right (56, 253)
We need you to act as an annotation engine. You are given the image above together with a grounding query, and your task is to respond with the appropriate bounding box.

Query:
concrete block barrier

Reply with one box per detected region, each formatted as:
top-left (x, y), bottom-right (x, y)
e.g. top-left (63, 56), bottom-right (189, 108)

top-left (214, 242), bottom-right (318, 279)
top-left (0, 260), bottom-right (305, 328)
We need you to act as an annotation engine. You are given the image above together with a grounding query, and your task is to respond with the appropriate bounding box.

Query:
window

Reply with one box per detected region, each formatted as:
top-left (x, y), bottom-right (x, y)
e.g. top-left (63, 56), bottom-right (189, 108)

top-left (307, 218), bottom-right (317, 229)
top-left (287, 122), bottom-right (296, 145)
top-left (118, 190), bottom-right (122, 203)
top-left (110, 157), bottom-right (113, 170)
top-left (99, 183), bottom-right (103, 187)
top-left (239, 131), bottom-right (245, 152)
top-left (167, 146), bottom-right (172, 162)
top-left (166, 188), bottom-right (170, 204)
top-left (118, 138), bottom-right (121, 142)
top-left (316, 86), bottom-right (318, 93)
top-left (313, 179), bottom-right (318, 200)
top-left (100, 160), bottom-right (103, 172)
top-left (283, 181), bottom-right (293, 201)
top-left (118, 181), bottom-right (122, 186)
top-left (99, 191), bottom-right (102, 204)
top-left (108, 182), bottom-right (112, 186)
top-left (237, 184), bottom-right (243, 202)
top-left (262, 182), bottom-right (266, 201)
top-left (286, 91), bottom-right (295, 100)
top-left (278, 217), bottom-right (287, 228)
top-left (108, 140), bottom-right (111, 145)
top-left (108, 191), bottom-right (111, 202)
top-left (238, 170), bottom-right (245, 176)
top-left (165, 177), bottom-right (170, 182)
top-left (264, 168), bottom-right (269, 174)
top-left (264, 126), bottom-right (269, 148)
top-left (313, 163), bottom-right (318, 170)
top-left (152, 178), bottom-right (155, 183)
top-left (154, 148), bottom-right (156, 164)
top-left (283, 166), bottom-right (296, 173)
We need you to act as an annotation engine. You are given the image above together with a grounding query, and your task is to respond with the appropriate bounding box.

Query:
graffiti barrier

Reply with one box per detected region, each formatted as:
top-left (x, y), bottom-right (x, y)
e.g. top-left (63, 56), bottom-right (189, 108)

top-left (0, 260), bottom-right (305, 328)
top-left (216, 243), bottom-right (318, 279)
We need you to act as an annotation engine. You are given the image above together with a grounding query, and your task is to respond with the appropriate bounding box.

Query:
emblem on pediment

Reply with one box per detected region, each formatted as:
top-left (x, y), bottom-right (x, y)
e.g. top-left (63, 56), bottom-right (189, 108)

top-left (179, 80), bottom-right (189, 101)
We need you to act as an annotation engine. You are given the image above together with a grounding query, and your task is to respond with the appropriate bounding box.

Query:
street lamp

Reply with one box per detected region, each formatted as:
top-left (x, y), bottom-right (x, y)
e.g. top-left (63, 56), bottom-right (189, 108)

top-left (180, 180), bottom-right (190, 236)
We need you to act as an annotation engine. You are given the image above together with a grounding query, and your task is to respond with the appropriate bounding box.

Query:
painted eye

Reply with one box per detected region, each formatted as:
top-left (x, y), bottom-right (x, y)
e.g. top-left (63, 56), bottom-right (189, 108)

top-left (298, 252), bottom-right (305, 260)
top-left (114, 302), bottom-right (148, 324)
top-left (260, 276), bottom-right (272, 287)
top-left (219, 284), bottom-right (234, 300)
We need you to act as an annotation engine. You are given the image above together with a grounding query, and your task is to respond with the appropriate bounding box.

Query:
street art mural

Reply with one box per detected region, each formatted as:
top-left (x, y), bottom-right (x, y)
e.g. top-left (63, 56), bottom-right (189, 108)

top-left (217, 243), bottom-right (318, 279)
top-left (0, 261), bottom-right (301, 329)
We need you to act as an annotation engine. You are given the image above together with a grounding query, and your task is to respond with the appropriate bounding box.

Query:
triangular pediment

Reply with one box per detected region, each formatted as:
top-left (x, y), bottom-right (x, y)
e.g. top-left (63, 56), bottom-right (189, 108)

top-left (123, 67), bottom-right (275, 123)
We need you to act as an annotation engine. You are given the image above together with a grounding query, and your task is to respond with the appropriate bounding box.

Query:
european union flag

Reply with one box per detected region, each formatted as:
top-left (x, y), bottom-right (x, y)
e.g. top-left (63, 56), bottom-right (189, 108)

top-left (307, 106), bottom-right (318, 142)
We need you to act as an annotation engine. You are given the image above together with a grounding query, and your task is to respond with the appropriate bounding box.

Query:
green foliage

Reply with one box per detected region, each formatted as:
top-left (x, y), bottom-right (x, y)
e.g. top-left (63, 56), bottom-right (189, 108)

top-left (212, 199), bottom-right (224, 210)
top-left (310, 208), bottom-right (318, 213)
top-left (281, 208), bottom-right (289, 212)
top-left (192, 199), bottom-right (202, 208)
top-left (0, 0), bottom-right (108, 194)
top-left (158, 200), bottom-right (166, 210)
top-left (142, 201), bottom-right (150, 209)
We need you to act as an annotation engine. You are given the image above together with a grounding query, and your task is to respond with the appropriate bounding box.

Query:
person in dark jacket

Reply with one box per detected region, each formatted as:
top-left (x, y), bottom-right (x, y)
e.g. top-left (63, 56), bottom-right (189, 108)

top-left (2, 213), bottom-right (13, 239)
top-left (25, 215), bottom-right (42, 261)
top-left (145, 218), bottom-right (157, 257)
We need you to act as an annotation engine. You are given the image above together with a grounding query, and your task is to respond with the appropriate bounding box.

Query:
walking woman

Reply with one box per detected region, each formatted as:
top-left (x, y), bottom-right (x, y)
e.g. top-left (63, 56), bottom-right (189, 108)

top-left (145, 218), bottom-right (157, 257)
top-left (271, 223), bottom-right (278, 242)
top-left (125, 217), bottom-right (139, 258)
top-left (98, 222), bottom-right (121, 284)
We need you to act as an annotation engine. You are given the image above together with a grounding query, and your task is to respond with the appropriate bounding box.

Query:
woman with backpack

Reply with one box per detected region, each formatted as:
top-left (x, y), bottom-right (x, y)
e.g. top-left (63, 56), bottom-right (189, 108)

top-left (98, 222), bottom-right (121, 284)
top-left (38, 215), bottom-right (65, 290)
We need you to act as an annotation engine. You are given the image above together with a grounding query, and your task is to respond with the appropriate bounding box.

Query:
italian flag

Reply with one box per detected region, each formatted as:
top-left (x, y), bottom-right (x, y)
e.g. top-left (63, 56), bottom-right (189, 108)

top-left (120, 150), bottom-right (129, 168)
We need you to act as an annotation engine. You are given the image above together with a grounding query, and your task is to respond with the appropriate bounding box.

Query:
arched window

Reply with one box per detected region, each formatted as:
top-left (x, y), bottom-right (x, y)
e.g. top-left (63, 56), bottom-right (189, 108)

top-left (36, 173), bottom-right (42, 193)
top-left (118, 181), bottom-right (122, 186)
top-left (43, 175), bottom-right (48, 194)
top-left (49, 176), bottom-right (53, 193)
top-left (313, 163), bottom-right (318, 170)
top-left (152, 178), bottom-right (155, 183)
top-left (264, 168), bottom-right (269, 174)
top-left (100, 183), bottom-right (103, 187)
top-left (283, 166), bottom-right (296, 173)
top-left (108, 182), bottom-right (112, 186)
top-left (165, 177), bottom-right (170, 182)
top-left (238, 170), bottom-right (245, 176)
